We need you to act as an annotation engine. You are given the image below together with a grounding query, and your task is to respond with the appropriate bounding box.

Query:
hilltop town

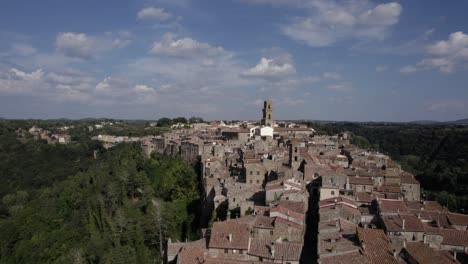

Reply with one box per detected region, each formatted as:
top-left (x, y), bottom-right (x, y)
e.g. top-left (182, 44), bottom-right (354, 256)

top-left (80, 100), bottom-right (465, 263)
top-left (14, 100), bottom-right (468, 264)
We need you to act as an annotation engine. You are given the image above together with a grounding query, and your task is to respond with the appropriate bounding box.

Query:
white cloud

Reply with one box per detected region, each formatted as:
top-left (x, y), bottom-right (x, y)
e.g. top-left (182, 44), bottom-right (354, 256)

top-left (279, 0), bottom-right (402, 47)
top-left (241, 57), bottom-right (296, 80)
top-left (150, 33), bottom-right (228, 59)
top-left (134, 84), bottom-right (155, 92)
top-left (402, 31), bottom-right (468, 73)
top-left (328, 83), bottom-right (352, 92)
top-left (137, 7), bottom-right (172, 20)
top-left (10, 68), bottom-right (44, 80)
top-left (427, 31), bottom-right (468, 56)
top-left (424, 28), bottom-right (435, 39)
top-left (376, 65), bottom-right (388, 72)
top-left (56, 32), bottom-right (94, 59)
top-left (11, 44), bottom-right (36, 56)
top-left (399, 65), bottom-right (418, 74)
top-left (322, 72), bottom-right (341, 79)
top-left (55, 31), bottom-right (132, 60)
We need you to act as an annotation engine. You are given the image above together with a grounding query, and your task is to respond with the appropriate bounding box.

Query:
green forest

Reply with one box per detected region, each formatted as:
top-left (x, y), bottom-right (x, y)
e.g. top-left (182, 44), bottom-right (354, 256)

top-left (308, 121), bottom-right (468, 213)
top-left (0, 121), bottom-right (200, 263)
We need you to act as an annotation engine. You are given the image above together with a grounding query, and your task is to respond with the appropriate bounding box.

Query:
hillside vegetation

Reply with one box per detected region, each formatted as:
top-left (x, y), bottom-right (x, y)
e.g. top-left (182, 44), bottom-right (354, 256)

top-left (0, 121), bottom-right (200, 263)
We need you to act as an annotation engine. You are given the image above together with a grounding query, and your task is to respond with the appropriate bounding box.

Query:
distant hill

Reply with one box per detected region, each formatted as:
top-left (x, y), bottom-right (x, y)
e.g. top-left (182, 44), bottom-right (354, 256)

top-left (451, 118), bottom-right (468, 125)
top-left (407, 120), bottom-right (441, 125)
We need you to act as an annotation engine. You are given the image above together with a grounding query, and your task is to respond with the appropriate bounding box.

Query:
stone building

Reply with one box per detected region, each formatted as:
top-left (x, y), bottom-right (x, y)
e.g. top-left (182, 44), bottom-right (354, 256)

top-left (261, 100), bottom-right (274, 127)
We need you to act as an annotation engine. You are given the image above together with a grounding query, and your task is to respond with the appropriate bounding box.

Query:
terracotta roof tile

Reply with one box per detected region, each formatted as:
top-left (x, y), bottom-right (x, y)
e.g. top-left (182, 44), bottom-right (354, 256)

top-left (441, 229), bottom-right (468, 247)
top-left (378, 199), bottom-right (408, 214)
top-left (381, 214), bottom-right (425, 232)
top-left (320, 251), bottom-right (370, 264)
top-left (209, 220), bottom-right (251, 250)
top-left (404, 242), bottom-right (460, 264)
top-left (357, 227), bottom-right (399, 264)
top-left (447, 212), bottom-right (468, 227)
top-left (349, 176), bottom-right (374, 185)
top-left (253, 216), bottom-right (275, 229)
top-left (247, 239), bottom-right (302, 261)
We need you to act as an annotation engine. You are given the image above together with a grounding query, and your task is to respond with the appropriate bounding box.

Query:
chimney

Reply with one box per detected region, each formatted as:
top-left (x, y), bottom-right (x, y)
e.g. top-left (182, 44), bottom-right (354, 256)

top-left (270, 241), bottom-right (275, 258)
top-left (228, 234), bottom-right (233, 242)
top-left (402, 219), bottom-right (406, 230)
top-left (403, 240), bottom-right (406, 249)
top-left (453, 251), bottom-right (457, 261)
top-left (393, 249), bottom-right (397, 259)
top-left (335, 219), bottom-right (340, 229)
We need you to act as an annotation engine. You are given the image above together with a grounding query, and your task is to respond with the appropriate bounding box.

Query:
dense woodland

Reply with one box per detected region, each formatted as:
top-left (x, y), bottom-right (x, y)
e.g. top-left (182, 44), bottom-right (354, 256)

top-left (0, 121), bottom-right (200, 263)
top-left (307, 121), bottom-right (468, 213)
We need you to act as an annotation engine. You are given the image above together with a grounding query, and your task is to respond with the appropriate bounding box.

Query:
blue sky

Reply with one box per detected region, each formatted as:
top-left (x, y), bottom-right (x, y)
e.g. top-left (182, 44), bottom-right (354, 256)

top-left (1, 0), bottom-right (468, 121)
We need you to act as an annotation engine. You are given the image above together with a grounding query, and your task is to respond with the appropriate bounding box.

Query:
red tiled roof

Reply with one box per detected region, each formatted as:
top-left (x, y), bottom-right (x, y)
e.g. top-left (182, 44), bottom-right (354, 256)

top-left (253, 216), bottom-right (275, 229)
top-left (381, 214), bottom-right (425, 232)
top-left (209, 220), bottom-right (250, 250)
top-left (404, 242), bottom-right (460, 264)
top-left (378, 199), bottom-right (408, 214)
top-left (441, 229), bottom-right (468, 247)
top-left (247, 239), bottom-right (302, 261)
top-left (320, 196), bottom-right (357, 208)
top-left (274, 217), bottom-right (303, 230)
top-left (447, 212), bottom-right (468, 227)
top-left (357, 227), bottom-right (399, 264)
top-left (356, 192), bottom-right (374, 203)
top-left (320, 251), bottom-right (369, 264)
top-left (349, 176), bottom-right (374, 185)
top-left (176, 239), bottom-right (206, 264)
top-left (277, 200), bottom-right (305, 214)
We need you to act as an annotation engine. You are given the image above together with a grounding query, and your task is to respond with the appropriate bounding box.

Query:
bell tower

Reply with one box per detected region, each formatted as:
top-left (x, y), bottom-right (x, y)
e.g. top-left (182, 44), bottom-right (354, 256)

top-left (261, 100), bottom-right (274, 127)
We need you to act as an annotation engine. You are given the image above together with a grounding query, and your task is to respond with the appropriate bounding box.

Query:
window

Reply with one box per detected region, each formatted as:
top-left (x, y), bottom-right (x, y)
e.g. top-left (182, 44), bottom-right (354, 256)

top-left (233, 198), bottom-right (236, 202)
top-left (224, 249), bottom-right (229, 254)
top-left (294, 156), bottom-right (298, 162)
top-left (250, 171), bottom-right (253, 175)
top-left (331, 191), bottom-right (335, 195)
top-left (239, 249), bottom-right (243, 254)
top-left (270, 230), bottom-right (274, 235)
top-left (257, 171), bottom-right (260, 175)
top-left (294, 147), bottom-right (298, 153)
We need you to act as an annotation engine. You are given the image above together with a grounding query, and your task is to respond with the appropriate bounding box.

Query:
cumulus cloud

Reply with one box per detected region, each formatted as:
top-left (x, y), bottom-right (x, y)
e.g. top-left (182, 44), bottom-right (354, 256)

top-left (55, 31), bottom-right (132, 60)
top-left (56, 32), bottom-right (94, 59)
top-left (137, 7), bottom-right (172, 20)
top-left (278, 0), bottom-right (402, 47)
top-left (150, 33), bottom-right (228, 59)
top-left (10, 68), bottom-right (44, 80)
top-left (134, 84), bottom-right (156, 92)
top-left (402, 31), bottom-right (468, 73)
top-left (241, 57), bottom-right (296, 80)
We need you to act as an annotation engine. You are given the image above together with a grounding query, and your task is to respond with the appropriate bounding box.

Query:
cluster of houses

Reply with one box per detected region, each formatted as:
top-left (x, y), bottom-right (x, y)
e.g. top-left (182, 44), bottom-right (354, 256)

top-left (97, 100), bottom-right (468, 263)
top-left (26, 125), bottom-right (71, 144)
